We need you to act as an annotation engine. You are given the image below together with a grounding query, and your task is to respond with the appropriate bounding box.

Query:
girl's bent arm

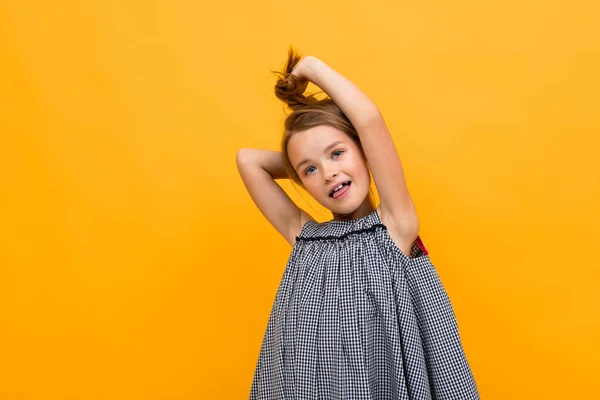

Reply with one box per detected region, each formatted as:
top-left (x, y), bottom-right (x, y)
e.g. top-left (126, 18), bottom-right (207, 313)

top-left (296, 57), bottom-right (419, 238)
top-left (236, 148), bottom-right (313, 246)
top-left (241, 148), bottom-right (288, 180)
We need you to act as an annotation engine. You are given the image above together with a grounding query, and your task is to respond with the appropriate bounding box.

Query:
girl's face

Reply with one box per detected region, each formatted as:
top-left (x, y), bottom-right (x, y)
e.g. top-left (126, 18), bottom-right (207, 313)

top-left (287, 125), bottom-right (373, 218)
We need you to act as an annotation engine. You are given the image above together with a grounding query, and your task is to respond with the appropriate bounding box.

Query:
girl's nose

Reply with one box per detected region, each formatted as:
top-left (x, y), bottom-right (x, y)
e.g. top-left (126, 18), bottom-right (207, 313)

top-left (325, 170), bottom-right (338, 182)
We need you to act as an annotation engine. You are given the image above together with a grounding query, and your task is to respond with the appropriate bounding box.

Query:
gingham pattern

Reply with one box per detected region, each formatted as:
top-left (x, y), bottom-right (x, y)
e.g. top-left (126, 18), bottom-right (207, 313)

top-left (250, 210), bottom-right (479, 399)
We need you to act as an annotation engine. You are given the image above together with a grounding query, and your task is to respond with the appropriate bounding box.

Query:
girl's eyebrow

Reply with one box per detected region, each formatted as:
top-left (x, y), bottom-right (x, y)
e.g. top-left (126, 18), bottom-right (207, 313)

top-left (295, 140), bottom-right (345, 170)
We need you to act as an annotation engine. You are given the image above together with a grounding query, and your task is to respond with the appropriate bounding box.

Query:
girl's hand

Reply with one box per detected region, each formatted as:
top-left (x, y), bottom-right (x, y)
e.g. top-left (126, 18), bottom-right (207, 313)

top-left (291, 56), bottom-right (318, 84)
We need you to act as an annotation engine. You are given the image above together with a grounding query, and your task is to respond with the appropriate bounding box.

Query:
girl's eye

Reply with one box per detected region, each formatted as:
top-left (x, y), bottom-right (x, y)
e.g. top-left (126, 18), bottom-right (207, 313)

top-left (303, 151), bottom-right (343, 175)
top-left (304, 166), bottom-right (316, 175)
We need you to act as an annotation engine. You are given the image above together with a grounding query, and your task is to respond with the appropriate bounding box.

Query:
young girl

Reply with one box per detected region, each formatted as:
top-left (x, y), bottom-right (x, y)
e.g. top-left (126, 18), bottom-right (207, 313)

top-left (236, 48), bottom-right (479, 400)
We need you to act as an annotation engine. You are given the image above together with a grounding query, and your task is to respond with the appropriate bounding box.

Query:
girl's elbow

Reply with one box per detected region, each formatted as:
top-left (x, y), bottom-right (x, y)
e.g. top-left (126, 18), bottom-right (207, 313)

top-left (236, 148), bottom-right (255, 166)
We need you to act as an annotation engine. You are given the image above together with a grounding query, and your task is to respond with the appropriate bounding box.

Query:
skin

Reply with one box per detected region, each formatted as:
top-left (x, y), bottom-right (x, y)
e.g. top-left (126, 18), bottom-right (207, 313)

top-left (236, 53), bottom-right (419, 254)
top-left (287, 125), bottom-right (376, 221)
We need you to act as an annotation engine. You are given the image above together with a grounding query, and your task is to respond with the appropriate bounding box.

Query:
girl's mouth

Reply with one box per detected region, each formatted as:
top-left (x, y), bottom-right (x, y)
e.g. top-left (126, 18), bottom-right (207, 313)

top-left (330, 181), bottom-right (351, 199)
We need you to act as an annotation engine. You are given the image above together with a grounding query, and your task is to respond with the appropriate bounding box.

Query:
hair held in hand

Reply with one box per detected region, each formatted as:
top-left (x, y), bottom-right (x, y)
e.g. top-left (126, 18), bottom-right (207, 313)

top-left (273, 47), bottom-right (322, 111)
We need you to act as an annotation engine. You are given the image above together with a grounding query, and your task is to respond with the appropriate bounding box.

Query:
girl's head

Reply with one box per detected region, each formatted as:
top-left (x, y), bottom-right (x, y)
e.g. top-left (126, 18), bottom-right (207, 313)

top-left (274, 49), bottom-right (375, 219)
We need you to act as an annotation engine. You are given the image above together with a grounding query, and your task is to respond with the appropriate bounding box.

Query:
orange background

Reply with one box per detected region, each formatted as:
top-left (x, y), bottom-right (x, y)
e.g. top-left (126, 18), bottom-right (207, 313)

top-left (1, 0), bottom-right (599, 398)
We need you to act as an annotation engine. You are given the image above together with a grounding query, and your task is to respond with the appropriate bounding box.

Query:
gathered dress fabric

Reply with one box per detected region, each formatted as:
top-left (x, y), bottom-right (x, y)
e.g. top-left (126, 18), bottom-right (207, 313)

top-left (250, 209), bottom-right (479, 400)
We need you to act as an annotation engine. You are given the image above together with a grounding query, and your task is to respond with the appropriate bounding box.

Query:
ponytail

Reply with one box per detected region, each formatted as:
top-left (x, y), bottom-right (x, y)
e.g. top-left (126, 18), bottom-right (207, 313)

top-left (273, 47), bottom-right (319, 110)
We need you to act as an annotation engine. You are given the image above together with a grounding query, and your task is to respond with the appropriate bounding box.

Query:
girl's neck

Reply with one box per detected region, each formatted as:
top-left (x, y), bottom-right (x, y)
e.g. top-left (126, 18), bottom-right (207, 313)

top-left (331, 196), bottom-right (376, 221)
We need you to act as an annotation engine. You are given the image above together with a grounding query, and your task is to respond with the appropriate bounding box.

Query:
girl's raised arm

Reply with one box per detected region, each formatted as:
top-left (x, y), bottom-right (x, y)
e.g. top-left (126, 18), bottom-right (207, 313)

top-left (236, 148), bottom-right (314, 247)
top-left (293, 56), bottom-right (419, 238)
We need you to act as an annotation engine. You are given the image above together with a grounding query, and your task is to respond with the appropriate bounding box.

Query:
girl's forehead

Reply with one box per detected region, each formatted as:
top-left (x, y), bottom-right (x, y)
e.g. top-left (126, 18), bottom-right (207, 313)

top-left (289, 126), bottom-right (348, 154)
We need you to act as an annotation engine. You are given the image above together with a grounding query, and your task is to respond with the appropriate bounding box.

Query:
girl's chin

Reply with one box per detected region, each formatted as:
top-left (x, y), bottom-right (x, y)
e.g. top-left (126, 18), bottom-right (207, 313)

top-left (327, 203), bottom-right (361, 217)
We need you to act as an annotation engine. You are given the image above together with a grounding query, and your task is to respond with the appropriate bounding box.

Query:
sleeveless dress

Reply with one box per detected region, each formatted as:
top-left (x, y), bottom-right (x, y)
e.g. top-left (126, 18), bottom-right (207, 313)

top-left (250, 209), bottom-right (479, 400)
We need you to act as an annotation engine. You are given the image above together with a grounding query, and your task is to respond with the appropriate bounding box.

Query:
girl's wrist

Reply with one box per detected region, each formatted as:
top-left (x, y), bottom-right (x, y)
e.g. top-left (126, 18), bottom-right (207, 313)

top-left (294, 56), bottom-right (322, 83)
top-left (258, 149), bottom-right (290, 180)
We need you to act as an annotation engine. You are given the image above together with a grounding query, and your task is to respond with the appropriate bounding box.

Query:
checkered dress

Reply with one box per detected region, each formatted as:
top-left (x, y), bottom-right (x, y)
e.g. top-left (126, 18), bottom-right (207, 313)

top-left (250, 209), bottom-right (479, 399)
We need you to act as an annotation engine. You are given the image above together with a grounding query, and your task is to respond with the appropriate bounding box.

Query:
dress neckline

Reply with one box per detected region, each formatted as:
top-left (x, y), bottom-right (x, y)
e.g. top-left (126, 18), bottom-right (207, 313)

top-left (319, 208), bottom-right (380, 226)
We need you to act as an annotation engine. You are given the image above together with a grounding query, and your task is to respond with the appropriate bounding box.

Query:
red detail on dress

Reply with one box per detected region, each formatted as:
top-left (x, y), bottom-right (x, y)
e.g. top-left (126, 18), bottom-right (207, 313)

top-left (416, 236), bottom-right (429, 255)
